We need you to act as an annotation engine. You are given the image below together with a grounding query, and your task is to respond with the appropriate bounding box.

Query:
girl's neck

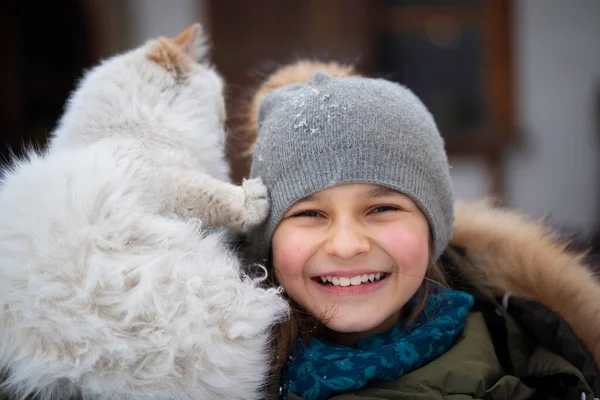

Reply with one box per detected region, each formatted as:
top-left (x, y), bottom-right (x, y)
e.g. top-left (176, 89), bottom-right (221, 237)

top-left (324, 310), bottom-right (401, 347)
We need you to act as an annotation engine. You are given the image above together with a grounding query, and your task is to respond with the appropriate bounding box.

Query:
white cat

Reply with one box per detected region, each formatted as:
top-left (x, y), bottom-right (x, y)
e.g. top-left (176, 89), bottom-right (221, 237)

top-left (0, 24), bottom-right (287, 400)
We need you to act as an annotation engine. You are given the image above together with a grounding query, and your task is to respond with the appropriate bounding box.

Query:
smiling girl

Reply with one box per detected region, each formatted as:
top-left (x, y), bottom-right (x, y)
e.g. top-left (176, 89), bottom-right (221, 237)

top-left (247, 64), bottom-right (600, 399)
top-left (273, 184), bottom-right (435, 342)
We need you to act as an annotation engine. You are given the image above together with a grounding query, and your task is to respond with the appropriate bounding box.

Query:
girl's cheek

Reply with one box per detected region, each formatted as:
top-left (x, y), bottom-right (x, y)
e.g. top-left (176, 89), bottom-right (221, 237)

top-left (273, 249), bottom-right (299, 275)
top-left (272, 231), bottom-right (310, 276)
top-left (378, 224), bottom-right (429, 264)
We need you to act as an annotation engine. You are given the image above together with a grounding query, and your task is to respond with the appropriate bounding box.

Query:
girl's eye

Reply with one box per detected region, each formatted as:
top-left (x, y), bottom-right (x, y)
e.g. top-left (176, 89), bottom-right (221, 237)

top-left (370, 205), bottom-right (400, 214)
top-left (291, 210), bottom-right (322, 218)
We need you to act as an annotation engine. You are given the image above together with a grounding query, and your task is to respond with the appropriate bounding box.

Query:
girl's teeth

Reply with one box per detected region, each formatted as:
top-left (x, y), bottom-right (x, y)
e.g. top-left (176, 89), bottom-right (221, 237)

top-left (319, 273), bottom-right (386, 286)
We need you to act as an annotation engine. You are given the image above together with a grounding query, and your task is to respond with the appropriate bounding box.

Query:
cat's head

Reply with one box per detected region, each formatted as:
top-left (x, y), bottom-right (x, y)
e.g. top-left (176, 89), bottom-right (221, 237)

top-left (51, 24), bottom-right (229, 178)
top-left (144, 23), bottom-right (227, 127)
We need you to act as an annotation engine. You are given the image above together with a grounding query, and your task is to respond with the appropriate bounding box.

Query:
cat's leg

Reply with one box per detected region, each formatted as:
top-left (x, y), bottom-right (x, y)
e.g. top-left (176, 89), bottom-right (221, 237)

top-left (163, 169), bottom-right (269, 232)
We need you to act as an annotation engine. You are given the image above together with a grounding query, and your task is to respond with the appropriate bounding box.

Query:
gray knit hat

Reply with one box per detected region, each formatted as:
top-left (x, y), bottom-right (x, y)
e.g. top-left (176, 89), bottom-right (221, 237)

top-left (250, 71), bottom-right (454, 260)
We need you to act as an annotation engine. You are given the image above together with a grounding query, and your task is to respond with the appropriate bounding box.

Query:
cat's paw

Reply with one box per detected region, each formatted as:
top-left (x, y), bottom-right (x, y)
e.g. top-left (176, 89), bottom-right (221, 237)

top-left (237, 177), bottom-right (269, 231)
top-left (242, 177), bottom-right (268, 201)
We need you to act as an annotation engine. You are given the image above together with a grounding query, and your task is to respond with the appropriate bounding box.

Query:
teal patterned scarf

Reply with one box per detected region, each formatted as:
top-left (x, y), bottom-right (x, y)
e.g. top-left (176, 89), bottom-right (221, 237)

top-left (281, 288), bottom-right (474, 400)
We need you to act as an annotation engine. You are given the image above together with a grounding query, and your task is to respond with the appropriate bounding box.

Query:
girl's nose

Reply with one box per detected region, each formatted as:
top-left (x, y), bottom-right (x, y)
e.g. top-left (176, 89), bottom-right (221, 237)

top-left (323, 219), bottom-right (370, 259)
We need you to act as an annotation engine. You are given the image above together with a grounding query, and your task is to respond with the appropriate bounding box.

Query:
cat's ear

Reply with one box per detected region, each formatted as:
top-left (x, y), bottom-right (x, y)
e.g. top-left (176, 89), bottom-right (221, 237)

top-left (171, 23), bottom-right (207, 62)
top-left (146, 23), bottom-right (208, 78)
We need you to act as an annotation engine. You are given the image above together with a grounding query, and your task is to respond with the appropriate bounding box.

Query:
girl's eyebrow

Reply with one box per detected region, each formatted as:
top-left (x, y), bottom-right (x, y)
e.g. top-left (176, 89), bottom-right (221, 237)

top-left (363, 187), bottom-right (400, 199)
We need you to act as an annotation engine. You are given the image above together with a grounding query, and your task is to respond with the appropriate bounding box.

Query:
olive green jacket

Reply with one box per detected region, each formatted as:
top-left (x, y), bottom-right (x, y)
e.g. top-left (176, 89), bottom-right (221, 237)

top-left (275, 297), bottom-right (596, 400)
top-left (282, 313), bottom-right (590, 399)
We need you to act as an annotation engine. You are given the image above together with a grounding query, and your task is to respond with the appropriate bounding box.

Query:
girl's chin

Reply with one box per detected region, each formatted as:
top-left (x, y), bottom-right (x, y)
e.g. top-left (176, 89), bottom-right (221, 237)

top-left (320, 316), bottom-right (398, 346)
top-left (320, 309), bottom-right (401, 338)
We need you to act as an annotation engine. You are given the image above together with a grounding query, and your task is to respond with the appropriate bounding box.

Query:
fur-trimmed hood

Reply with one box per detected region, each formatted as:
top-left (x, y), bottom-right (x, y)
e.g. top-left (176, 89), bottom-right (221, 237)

top-left (243, 60), bottom-right (600, 368)
top-left (451, 200), bottom-right (600, 366)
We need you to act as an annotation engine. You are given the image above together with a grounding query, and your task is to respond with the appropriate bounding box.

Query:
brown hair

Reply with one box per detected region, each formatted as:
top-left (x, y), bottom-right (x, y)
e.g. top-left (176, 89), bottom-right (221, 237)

top-left (267, 252), bottom-right (448, 377)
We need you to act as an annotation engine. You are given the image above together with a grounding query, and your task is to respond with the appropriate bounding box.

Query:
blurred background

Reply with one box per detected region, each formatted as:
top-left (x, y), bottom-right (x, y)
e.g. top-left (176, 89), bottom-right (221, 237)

top-left (1, 0), bottom-right (599, 255)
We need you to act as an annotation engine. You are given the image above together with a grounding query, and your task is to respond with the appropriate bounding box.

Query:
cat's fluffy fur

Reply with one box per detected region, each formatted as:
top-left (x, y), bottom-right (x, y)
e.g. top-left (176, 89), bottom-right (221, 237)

top-left (0, 24), bottom-right (287, 400)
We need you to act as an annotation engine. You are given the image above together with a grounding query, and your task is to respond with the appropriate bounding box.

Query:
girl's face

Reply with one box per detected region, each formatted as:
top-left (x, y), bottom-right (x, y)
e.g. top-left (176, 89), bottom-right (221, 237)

top-left (272, 183), bottom-right (430, 341)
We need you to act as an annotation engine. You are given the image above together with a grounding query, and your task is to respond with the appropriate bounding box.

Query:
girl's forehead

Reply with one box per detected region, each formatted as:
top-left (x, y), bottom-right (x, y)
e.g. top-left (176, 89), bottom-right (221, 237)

top-left (298, 183), bottom-right (412, 203)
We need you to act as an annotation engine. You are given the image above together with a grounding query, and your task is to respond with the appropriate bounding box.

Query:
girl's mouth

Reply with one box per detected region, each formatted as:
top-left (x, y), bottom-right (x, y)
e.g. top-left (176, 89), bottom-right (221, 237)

top-left (313, 273), bottom-right (390, 287)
